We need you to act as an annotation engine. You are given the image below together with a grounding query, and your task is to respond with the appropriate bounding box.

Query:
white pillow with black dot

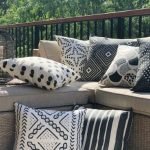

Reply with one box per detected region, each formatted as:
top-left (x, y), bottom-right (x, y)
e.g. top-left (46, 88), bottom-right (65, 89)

top-left (0, 57), bottom-right (80, 90)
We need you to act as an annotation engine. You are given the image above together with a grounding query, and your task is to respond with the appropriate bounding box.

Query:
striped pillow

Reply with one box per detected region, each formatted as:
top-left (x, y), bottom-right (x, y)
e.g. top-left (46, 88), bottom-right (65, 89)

top-left (82, 109), bottom-right (132, 150)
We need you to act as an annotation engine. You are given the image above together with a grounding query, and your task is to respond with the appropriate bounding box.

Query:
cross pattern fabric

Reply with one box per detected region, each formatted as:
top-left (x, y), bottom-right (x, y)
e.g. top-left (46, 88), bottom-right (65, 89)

top-left (55, 35), bottom-right (89, 79)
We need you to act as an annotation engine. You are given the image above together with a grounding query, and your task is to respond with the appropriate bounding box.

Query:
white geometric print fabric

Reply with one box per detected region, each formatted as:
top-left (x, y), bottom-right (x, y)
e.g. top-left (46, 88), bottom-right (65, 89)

top-left (14, 103), bottom-right (85, 150)
top-left (55, 35), bottom-right (89, 78)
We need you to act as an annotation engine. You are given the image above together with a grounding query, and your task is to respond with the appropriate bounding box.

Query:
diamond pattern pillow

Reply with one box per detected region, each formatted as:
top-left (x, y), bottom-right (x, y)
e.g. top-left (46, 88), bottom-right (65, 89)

top-left (82, 37), bottom-right (139, 81)
top-left (101, 45), bottom-right (139, 87)
top-left (55, 35), bottom-right (89, 79)
top-left (132, 42), bottom-right (150, 92)
top-left (14, 103), bottom-right (85, 150)
top-left (0, 57), bottom-right (80, 90)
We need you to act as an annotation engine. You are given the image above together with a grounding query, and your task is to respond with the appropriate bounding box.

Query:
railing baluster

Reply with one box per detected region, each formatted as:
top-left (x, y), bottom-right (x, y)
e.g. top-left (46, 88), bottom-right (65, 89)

top-left (110, 19), bottom-right (113, 38)
top-left (87, 21), bottom-right (90, 39)
top-left (34, 26), bottom-right (40, 49)
top-left (15, 27), bottom-right (18, 57)
top-left (117, 17), bottom-right (124, 38)
top-left (23, 27), bottom-right (25, 57)
top-left (51, 24), bottom-right (53, 40)
top-left (128, 17), bottom-right (132, 38)
top-left (80, 22), bottom-right (83, 40)
top-left (56, 24), bottom-right (58, 35)
top-left (67, 23), bottom-right (70, 37)
top-left (94, 20), bottom-right (97, 36)
top-left (31, 26), bottom-right (34, 56)
top-left (46, 25), bottom-right (48, 40)
top-left (139, 16), bottom-right (142, 37)
top-left (102, 20), bottom-right (105, 37)
top-left (61, 23), bottom-right (64, 36)
top-left (74, 22), bottom-right (76, 38)
top-left (27, 27), bottom-right (29, 56)
top-left (19, 27), bottom-right (22, 57)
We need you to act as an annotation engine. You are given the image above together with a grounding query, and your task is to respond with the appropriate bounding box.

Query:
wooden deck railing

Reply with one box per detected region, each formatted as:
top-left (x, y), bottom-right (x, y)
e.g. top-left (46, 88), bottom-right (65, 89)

top-left (0, 8), bottom-right (150, 57)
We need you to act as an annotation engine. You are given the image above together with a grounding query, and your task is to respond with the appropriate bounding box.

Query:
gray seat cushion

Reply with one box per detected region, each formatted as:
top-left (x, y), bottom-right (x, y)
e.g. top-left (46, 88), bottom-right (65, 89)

top-left (95, 87), bottom-right (150, 116)
top-left (0, 79), bottom-right (98, 112)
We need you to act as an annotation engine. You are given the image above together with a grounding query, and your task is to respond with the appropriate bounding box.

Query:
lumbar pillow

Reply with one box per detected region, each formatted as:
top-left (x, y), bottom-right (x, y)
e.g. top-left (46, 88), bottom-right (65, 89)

top-left (132, 42), bottom-right (150, 92)
top-left (14, 103), bottom-right (85, 150)
top-left (82, 108), bottom-right (132, 150)
top-left (82, 36), bottom-right (139, 81)
top-left (0, 57), bottom-right (80, 90)
top-left (101, 45), bottom-right (139, 87)
top-left (55, 35), bottom-right (89, 78)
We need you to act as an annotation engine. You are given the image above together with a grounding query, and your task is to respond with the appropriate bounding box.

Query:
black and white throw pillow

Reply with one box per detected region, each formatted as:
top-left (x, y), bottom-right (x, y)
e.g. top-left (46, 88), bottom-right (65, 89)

top-left (82, 37), bottom-right (138, 81)
top-left (132, 42), bottom-right (150, 92)
top-left (0, 57), bottom-right (80, 90)
top-left (101, 45), bottom-right (139, 87)
top-left (14, 103), bottom-right (85, 150)
top-left (55, 35), bottom-right (89, 79)
top-left (82, 108), bottom-right (132, 150)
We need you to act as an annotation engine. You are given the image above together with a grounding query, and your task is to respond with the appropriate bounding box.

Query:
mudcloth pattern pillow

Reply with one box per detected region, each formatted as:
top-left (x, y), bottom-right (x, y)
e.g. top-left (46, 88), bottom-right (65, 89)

top-left (0, 57), bottom-right (80, 90)
top-left (101, 45), bottom-right (139, 87)
top-left (55, 35), bottom-right (89, 78)
top-left (14, 103), bottom-right (85, 150)
top-left (132, 42), bottom-right (150, 92)
top-left (82, 37), bottom-right (138, 81)
top-left (82, 108), bottom-right (132, 150)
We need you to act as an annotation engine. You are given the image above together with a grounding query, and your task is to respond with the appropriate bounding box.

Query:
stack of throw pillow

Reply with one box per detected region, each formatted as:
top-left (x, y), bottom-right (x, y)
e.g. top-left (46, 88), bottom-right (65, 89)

top-left (55, 35), bottom-right (150, 92)
top-left (0, 35), bottom-right (150, 92)
top-left (14, 103), bottom-right (133, 150)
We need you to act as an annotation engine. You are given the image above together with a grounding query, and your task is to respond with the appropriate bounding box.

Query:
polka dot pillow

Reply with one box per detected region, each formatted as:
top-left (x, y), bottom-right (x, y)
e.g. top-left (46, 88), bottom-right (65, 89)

top-left (0, 57), bottom-right (80, 90)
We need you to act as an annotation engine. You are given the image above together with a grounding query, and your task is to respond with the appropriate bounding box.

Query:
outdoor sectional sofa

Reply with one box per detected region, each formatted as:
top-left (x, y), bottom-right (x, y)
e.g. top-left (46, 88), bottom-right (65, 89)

top-left (0, 40), bottom-right (149, 150)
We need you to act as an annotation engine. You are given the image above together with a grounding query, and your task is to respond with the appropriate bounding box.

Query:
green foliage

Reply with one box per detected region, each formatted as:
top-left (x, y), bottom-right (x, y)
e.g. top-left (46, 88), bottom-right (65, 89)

top-left (0, 0), bottom-right (149, 24)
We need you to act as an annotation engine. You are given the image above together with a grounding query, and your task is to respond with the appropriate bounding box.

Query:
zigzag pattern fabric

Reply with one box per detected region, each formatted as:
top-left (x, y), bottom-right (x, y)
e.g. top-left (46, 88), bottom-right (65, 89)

top-left (82, 108), bottom-right (132, 150)
top-left (14, 103), bottom-right (85, 150)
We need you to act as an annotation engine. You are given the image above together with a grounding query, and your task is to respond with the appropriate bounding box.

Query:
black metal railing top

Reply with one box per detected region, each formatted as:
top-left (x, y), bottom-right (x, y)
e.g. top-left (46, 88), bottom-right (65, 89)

top-left (0, 8), bottom-right (150, 57)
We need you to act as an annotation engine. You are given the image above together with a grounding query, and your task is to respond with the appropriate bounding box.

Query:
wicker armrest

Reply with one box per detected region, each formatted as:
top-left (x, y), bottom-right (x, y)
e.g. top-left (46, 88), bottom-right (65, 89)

top-left (33, 49), bottom-right (40, 57)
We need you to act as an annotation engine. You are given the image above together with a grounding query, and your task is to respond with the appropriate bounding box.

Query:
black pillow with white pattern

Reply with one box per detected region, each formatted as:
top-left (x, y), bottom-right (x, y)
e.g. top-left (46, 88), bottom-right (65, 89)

top-left (55, 35), bottom-right (89, 79)
top-left (101, 45), bottom-right (139, 87)
top-left (14, 103), bottom-right (85, 150)
top-left (132, 42), bottom-right (150, 92)
top-left (82, 108), bottom-right (132, 150)
top-left (0, 57), bottom-right (80, 90)
top-left (82, 37), bottom-right (139, 81)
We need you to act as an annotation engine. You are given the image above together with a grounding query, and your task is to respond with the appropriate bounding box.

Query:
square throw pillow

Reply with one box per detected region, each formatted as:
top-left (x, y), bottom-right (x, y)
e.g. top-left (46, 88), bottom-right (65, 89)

top-left (0, 57), bottom-right (80, 90)
top-left (132, 42), bottom-right (150, 92)
top-left (82, 108), bottom-right (132, 150)
top-left (55, 35), bottom-right (89, 78)
top-left (14, 103), bottom-right (85, 150)
top-left (82, 37), bottom-right (139, 81)
top-left (100, 45), bottom-right (139, 87)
